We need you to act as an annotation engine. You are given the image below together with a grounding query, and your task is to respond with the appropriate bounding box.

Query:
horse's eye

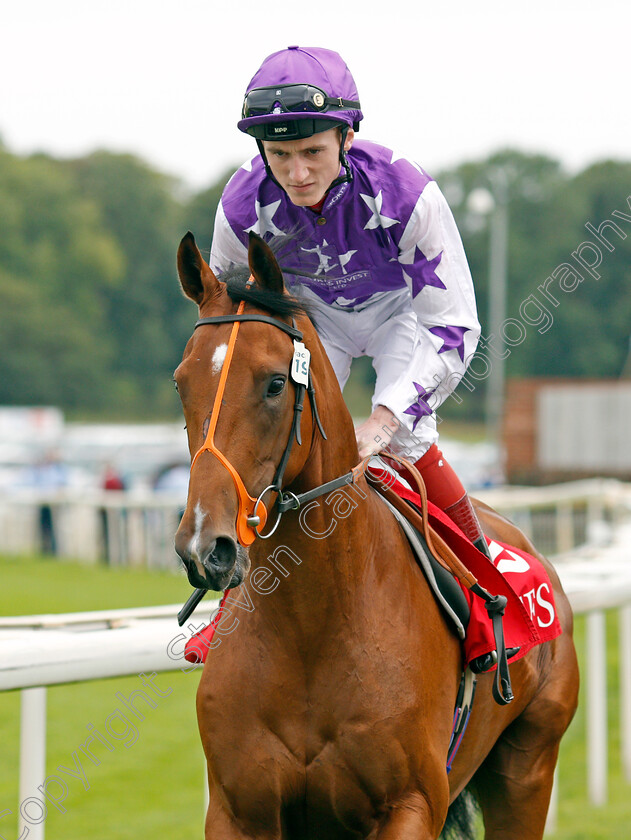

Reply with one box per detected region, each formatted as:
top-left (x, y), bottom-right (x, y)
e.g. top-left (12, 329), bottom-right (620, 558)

top-left (266, 376), bottom-right (286, 398)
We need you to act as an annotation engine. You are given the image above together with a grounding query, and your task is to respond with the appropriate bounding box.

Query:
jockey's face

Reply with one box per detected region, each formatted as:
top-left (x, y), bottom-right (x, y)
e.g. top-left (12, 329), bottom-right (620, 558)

top-left (262, 127), bottom-right (354, 207)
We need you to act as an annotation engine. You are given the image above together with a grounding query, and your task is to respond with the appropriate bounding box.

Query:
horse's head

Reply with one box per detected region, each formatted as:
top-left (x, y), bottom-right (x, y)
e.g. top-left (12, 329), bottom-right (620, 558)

top-left (173, 231), bottom-right (331, 591)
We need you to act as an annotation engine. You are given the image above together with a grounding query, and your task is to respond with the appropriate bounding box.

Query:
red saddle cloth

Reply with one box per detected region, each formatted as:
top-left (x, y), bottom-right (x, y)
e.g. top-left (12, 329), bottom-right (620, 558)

top-left (389, 477), bottom-right (563, 668)
top-left (184, 479), bottom-right (562, 666)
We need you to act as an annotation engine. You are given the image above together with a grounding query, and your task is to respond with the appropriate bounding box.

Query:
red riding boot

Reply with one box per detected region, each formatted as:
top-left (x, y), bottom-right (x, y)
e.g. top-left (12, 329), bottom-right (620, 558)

top-left (407, 444), bottom-right (491, 559)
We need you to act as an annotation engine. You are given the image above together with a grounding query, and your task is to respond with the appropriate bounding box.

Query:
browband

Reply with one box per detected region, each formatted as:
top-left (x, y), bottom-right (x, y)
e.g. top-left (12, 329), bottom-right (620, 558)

top-left (195, 314), bottom-right (303, 342)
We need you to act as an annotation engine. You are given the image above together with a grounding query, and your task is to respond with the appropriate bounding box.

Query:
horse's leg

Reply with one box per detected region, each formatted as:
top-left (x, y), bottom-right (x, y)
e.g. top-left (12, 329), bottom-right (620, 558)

top-left (473, 733), bottom-right (559, 839)
top-left (472, 647), bottom-right (578, 839)
top-left (372, 788), bottom-right (449, 840)
top-left (204, 789), bottom-right (279, 840)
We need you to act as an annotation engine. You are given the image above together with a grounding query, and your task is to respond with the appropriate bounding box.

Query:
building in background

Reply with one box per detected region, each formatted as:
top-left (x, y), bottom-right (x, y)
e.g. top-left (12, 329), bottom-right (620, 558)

top-left (503, 379), bottom-right (631, 484)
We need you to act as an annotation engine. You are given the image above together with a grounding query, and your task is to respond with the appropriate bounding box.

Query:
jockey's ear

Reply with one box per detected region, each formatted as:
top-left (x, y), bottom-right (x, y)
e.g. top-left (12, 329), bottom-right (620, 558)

top-left (248, 231), bottom-right (285, 295)
top-left (177, 232), bottom-right (220, 304)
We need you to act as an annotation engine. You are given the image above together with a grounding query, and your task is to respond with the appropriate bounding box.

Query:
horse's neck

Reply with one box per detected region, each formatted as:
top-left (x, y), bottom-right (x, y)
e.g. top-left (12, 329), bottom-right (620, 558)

top-left (294, 326), bottom-right (359, 487)
top-left (248, 364), bottom-right (390, 637)
top-left (248, 496), bottom-right (382, 639)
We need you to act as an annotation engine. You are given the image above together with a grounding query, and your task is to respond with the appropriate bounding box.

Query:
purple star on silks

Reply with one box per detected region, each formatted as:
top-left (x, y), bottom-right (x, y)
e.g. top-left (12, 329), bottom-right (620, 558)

top-left (406, 247), bottom-right (445, 297)
top-left (403, 382), bottom-right (438, 430)
top-left (429, 325), bottom-right (470, 362)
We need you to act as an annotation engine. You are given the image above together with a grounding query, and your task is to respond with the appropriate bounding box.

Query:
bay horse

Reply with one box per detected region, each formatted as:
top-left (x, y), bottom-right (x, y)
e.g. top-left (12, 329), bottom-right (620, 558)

top-left (173, 230), bottom-right (579, 840)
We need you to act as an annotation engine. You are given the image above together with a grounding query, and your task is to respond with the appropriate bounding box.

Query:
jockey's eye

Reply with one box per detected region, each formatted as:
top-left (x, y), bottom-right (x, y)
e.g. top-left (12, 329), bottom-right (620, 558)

top-left (266, 376), bottom-right (286, 398)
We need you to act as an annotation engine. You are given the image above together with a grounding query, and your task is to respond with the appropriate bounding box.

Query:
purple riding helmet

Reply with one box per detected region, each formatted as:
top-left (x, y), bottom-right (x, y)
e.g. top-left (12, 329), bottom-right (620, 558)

top-left (238, 46), bottom-right (363, 185)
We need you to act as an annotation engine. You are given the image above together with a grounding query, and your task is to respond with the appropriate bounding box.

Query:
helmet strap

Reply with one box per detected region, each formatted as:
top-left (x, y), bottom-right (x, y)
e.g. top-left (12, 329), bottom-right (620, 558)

top-left (328, 125), bottom-right (353, 190)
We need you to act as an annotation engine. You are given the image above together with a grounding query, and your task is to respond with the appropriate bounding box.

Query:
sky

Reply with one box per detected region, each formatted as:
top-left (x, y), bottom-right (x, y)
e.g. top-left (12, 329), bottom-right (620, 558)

top-left (2, 0), bottom-right (630, 193)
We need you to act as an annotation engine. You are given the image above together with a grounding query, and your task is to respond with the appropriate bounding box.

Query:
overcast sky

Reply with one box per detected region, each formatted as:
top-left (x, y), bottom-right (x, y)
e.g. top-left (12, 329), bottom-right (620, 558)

top-left (2, 0), bottom-right (629, 192)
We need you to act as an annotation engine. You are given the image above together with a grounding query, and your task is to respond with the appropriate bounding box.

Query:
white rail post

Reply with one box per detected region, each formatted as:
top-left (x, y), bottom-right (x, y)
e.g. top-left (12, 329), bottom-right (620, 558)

top-left (621, 604), bottom-right (631, 782)
top-left (586, 494), bottom-right (604, 544)
top-left (18, 687), bottom-right (47, 840)
top-left (587, 610), bottom-right (608, 805)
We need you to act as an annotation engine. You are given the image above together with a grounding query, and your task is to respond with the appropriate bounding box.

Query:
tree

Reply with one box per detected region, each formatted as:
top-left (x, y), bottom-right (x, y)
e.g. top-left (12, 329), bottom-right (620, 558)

top-left (0, 149), bottom-right (123, 408)
top-left (182, 167), bottom-right (235, 263)
top-left (66, 151), bottom-right (189, 413)
top-left (435, 150), bottom-right (631, 420)
top-left (2, 140), bottom-right (629, 421)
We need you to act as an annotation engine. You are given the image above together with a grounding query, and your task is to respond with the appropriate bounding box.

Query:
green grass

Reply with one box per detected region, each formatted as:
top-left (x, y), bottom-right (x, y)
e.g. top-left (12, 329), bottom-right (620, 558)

top-left (547, 609), bottom-right (631, 839)
top-left (1, 554), bottom-right (630, 838)
top-left (0, 552), bottom-right (196, 615)
top-left (0, 555), bottom-right (203, 840)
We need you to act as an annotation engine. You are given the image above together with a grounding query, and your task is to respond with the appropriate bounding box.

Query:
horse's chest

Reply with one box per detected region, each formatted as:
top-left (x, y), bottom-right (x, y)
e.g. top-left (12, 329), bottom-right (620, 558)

top-left (198, 605), bottom-right (455, 833)
top-left (218, 717), bottom-right (418, 837)
top-left (302, 718), bottom-right (417, 822)
top-left (204, 678), bottom-right (429, 835)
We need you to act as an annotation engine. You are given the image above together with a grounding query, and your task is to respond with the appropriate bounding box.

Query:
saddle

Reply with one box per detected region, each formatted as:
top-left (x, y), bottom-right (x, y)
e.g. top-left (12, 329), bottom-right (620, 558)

top-left (366, 456), bottom-right (516, 706)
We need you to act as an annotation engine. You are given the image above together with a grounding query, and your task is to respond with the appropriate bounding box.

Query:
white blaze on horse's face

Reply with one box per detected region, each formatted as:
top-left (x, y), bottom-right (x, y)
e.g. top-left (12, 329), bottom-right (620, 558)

top-left (187, 501), bottom-right (206, 562)
top-left (212, 343), bottom-right (228, 376)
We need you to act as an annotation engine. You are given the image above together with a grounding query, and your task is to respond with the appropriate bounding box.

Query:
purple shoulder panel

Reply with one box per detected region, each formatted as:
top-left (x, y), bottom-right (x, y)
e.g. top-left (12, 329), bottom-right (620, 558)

top-left (218, 140), bottom-right (437, 307)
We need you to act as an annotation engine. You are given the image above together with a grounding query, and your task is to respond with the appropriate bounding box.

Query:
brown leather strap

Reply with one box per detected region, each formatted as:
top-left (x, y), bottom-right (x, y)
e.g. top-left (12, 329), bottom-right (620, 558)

top-left (367, 454), bottom-right (514, 705)
top-left (366, 454), bottom-right (479, 590)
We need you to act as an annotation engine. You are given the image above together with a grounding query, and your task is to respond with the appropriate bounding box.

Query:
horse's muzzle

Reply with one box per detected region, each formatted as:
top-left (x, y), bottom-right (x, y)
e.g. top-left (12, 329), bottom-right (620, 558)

top-left (175, 534), bottom-right (239, 591)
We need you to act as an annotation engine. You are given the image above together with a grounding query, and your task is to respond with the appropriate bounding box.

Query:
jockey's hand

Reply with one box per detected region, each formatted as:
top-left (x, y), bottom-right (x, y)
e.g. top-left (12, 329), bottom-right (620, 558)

top-left (355, 405), bottom-right (400, 459)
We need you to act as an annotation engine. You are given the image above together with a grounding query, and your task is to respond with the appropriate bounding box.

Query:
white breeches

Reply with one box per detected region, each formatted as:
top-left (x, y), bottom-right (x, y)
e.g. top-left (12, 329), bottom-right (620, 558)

top-left (304, 288), bottom-right (439, 462)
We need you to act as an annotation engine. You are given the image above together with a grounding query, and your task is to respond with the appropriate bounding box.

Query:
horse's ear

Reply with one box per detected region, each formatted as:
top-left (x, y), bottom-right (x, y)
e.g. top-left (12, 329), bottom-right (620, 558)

top-left (177, 232), bottom-right (219, 304)
top-left (248, 231), bottom-right (285, 294)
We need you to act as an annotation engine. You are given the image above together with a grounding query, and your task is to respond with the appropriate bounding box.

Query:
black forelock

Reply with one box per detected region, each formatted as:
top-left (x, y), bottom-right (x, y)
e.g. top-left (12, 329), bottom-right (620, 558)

top-left (221, 233), bottom-right (316, 320)
top-left (224, 267), bottom-right (309, 319)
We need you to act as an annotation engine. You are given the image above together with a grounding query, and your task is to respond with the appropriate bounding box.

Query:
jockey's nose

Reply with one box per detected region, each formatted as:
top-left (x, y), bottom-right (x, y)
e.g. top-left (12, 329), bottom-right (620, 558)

top-left (289, 156), bottom-right (309, 184)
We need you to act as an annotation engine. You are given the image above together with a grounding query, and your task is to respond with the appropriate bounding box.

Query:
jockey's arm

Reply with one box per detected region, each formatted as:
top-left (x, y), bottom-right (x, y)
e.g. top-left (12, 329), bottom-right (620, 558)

top-left (373, 181), bottom-right (481, 438)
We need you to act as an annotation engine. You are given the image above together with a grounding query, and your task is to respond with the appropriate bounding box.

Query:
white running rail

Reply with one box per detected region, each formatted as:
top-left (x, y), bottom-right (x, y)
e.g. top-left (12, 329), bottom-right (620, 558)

top-left (2, 483), bottom-right (631, 837)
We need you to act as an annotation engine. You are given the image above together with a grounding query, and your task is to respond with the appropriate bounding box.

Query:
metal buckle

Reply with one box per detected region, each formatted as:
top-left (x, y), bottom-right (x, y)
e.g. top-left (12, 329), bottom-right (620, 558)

top-left (251, 485), bottom-right (282, 540)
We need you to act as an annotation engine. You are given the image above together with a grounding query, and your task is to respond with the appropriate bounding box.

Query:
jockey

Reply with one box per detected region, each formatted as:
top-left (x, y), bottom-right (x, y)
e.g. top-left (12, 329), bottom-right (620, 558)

top-left (210, 46), bottom-right (490, 558)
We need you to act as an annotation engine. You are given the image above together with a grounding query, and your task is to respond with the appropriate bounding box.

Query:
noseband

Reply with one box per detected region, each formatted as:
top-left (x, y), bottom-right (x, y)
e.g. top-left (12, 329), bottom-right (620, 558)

top-left (190, 299), bottom-right (326, 546)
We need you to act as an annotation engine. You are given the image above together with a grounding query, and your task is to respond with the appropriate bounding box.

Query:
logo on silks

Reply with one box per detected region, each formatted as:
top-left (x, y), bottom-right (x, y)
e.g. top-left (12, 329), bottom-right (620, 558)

top-left (487, 540), bottom-right (556, 630)
top-left (301, 240), bottom-right (336, 274)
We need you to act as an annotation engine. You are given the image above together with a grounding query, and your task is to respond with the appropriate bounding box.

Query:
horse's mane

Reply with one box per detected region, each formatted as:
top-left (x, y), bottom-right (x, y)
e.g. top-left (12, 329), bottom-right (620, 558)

top-left (223, 265), bottom-right (309, 319)
top-left (221, 233), bottom-right (318, 321)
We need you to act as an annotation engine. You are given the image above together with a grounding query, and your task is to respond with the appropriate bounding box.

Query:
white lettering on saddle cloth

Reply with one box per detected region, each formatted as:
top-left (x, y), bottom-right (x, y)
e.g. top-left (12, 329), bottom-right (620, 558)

top-left (520, 583), bottom-right (556, 628)
top-left (487, 539), bottom-right (557, 630)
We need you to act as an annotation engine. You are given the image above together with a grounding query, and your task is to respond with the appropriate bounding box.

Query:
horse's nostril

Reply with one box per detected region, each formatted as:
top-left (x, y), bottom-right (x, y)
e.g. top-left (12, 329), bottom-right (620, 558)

top-left (213, 536), bottom-right (237, 569)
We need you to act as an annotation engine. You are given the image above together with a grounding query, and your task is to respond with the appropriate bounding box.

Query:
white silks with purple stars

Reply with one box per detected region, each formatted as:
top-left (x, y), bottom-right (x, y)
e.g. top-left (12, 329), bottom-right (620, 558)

top-left (211, 139), bottom-right (480, 461)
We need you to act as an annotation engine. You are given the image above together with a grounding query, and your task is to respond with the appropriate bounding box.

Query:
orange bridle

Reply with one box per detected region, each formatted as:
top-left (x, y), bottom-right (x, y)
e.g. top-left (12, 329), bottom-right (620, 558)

top-left (189, 299), bottom-right (313, 547)
top-left (190, 301), bottom-right (266, 546)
